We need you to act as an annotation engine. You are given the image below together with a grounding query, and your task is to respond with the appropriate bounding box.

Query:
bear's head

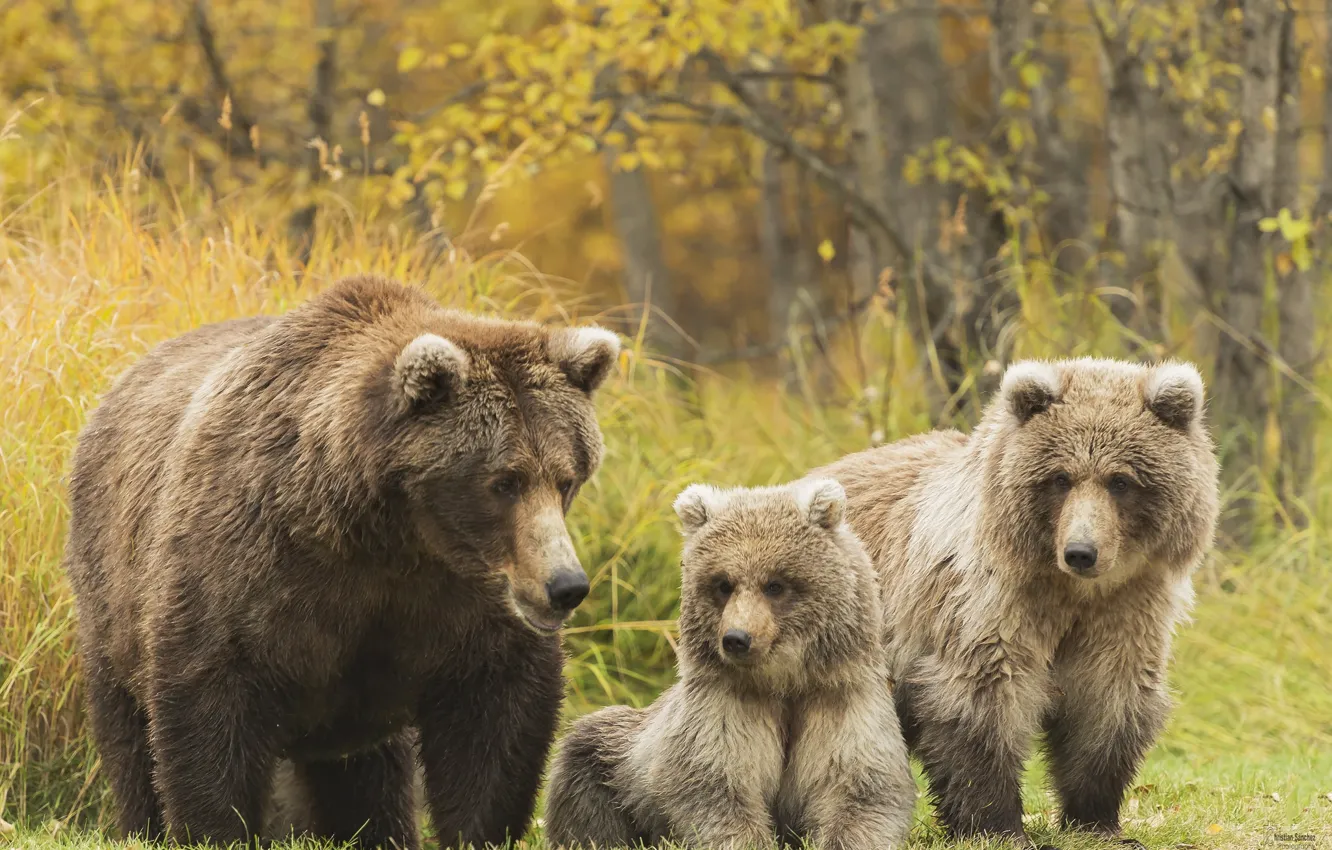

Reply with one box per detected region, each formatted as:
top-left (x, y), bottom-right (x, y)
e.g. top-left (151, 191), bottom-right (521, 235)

top-left (984, 358), bottom-right (1219, 586)
top-left (671, 478), bottom-right (881, 694)
top-left (351, 285), bottom-right (619, 634)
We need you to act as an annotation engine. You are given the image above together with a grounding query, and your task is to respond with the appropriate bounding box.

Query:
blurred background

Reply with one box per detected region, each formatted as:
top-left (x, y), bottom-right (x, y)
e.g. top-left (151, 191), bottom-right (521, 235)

top-left (1, 0), bottom-right (1329, 840)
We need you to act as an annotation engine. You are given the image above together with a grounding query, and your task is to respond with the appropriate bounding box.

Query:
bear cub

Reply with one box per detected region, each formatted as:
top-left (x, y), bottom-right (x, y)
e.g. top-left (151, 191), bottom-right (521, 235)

top-left (544, 478), bottom-right (915, 850)
top-left (816, 358), bottom-right (1220, 848)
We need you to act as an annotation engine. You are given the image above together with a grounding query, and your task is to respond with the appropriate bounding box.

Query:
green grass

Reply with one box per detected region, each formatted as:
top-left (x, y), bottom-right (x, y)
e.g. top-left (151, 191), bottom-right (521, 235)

top-left (4, 752), bottom-right (1332, 850)
top-left (2, 167), bottom-right (1331, 848)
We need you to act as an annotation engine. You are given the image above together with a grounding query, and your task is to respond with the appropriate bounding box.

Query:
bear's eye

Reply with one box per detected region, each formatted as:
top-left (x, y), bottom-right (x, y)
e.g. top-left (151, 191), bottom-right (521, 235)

top-left (491, 472), bottom-right (524, 501)
top-left (1108, 474), bottom-right (1132, 493)
top-left (557, 479), bottom-right (576, 499)
top-left (1051, 472), bottom-right (1073, 491)
top-left (763, 581), bottom-right (785, 598)
top-left (715, 578), bottom-right (735, 599)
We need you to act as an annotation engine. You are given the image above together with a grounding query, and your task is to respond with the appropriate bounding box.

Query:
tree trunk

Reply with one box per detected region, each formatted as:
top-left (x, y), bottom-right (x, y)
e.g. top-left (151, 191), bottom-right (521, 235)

top-left (1034, 8), bottom-right (1090, 283)
top-left (841, 4), bottom-right (900, 301)
top-left (1274, 2), bottom-right (1317, 524)
top-left (844, 0), bottom-right (962, 400)
top-left (290, 0), bottom-right (338, 267)
top-left (1094, 1), bottom-right (1171, 334)
top-left (1216, 0), bottom-right (1283, 538)
top-left (759, 146), bottom-right (800, 350)
top-left (603, 148), bottom-right (686, 363)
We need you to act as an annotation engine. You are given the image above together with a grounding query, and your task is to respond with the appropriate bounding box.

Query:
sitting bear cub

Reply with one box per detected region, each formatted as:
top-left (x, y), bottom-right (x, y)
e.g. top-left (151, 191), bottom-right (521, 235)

top-left (544, 479), bottom-right (915, 850)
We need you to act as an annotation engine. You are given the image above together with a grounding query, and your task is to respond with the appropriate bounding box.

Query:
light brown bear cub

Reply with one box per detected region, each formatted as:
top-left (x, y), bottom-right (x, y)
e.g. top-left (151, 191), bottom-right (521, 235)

top-left (544, 479), bottom-right (915, 850)
top-left (816, 358), bottom-right (1220, 848)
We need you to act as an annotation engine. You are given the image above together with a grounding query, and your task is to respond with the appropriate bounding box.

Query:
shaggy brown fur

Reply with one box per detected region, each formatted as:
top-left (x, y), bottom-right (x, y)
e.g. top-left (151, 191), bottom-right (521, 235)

top-left (815, 359), bottom-right (1219, 847)
top-left (544, 479), bottom-right (916, 850)
top-left (63, 275), bottom-right (620, 848)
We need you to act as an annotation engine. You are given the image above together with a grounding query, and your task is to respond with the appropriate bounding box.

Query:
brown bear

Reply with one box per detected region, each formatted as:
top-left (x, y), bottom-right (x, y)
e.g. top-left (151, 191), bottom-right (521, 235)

top-left (543, 479), bottom-right (916, 850)
top-left (814, 358), bottom-right (1219, 847)
top-left (62, 275), bottom-right (620, 848)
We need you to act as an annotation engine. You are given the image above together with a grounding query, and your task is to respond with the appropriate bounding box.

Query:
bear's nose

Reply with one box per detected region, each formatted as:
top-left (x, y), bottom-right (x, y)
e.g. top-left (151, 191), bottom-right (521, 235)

top-left (721, 629), bottom-right (752, 656)
top-left (1063, 542), bottom-right (1099, 573)
top-left (546, 570), bottom-right (590, 612)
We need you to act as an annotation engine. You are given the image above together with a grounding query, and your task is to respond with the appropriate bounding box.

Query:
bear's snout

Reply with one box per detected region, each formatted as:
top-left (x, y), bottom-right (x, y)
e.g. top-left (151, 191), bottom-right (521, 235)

top-left (546, 569), bottom-right (591, 612)
top-left (721, 629), bottom-right (752, 657)
top-left (1062, 541), bottom-right (1099, 574)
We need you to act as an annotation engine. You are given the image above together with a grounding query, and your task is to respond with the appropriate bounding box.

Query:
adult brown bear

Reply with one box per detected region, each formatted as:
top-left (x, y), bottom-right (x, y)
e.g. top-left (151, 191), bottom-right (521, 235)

top-left (815, 359), bottom-right (1219, 848)
top-left (63, 275), bottom-right (620, 848)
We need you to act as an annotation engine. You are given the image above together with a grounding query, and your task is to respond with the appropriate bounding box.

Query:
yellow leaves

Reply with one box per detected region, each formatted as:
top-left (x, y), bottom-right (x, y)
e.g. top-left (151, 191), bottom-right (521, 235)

top-left (1018, 61), bottom-right (1043, 91)
top-left (447, 43), bottom-right (471, 59)
top-left (444, 177), bottom-right (469, 201)
top-left (817, 239), bottom-right (835, 263)
top-left (624, 112), bottom-right (650, 135)
top-left (1206, 823), bottom-right (1223, 835)
top-left (902, 155), bottom-right (924, 186)
top-left (509, 117), bottom-right (535, 138)
top-left (1007, 121), bottom-right (1028, 153)
top-left (398, 46), bottom-right (425, 74)
top-left (613, 152), bottom-right (640, 171)
top-left (1261, 105), bottom-right (1277, 134)
top-left (1260, 208), bottom-right (1315, 271)
top-left (366, 89), bottom-right (386, 107)
top-left (477, 113), bottom-right (507, 134)
top-left (1260, 208), bottom-right (1312, 241)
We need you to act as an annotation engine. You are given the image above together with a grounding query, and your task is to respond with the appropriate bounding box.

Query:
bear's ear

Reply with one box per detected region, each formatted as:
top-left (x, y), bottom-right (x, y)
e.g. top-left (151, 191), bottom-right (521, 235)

top-left (1000, 361), bottom-right (1061, 424)
top-left (394, 333), bottom-right (470, 410)
top-left (1145, 362), bottom-right (1205, 430)
top-left (674, 483), bottom-right (727, 536)
top-left (793, 478), bottom-right (846, 531)
top-left (550, 326), bottom-right (622, 394)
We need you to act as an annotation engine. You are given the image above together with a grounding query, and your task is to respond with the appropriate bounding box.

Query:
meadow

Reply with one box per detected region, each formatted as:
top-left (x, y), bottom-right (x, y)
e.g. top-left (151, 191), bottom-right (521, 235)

top-left (1, 167), bottom-right (1330, 850)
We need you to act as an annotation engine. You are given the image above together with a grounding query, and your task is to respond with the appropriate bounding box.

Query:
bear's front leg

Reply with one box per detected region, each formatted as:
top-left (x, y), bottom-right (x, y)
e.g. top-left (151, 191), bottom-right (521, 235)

top-left (146, 657), bottom-right (286, 845)
top-left (417, 638), bottom-right (563, 849)
top-left (898, 653), bottom-right (1052, 845)
top-left (1045, 605), bottom-right (1173, 835)
top-left (648, 694), bottom-right (783, 850)
top-left (782, 683), bottom-right (916, 850)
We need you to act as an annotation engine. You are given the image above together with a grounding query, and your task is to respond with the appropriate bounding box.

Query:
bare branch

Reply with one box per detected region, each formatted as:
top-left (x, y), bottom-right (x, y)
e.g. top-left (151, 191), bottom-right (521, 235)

top-left (190, 0), bottom-right (257, 154)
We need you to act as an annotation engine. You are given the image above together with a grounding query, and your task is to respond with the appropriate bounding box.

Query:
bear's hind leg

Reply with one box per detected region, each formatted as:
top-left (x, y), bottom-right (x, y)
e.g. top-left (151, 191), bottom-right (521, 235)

top-left (147, 660), bottom-right (285, 845)
top-left (83, 655), bottom-right (163, 840)
top-left (543, 711), bottom-right (642, 849)
top-left (294, 730), bottom-right (420, 850)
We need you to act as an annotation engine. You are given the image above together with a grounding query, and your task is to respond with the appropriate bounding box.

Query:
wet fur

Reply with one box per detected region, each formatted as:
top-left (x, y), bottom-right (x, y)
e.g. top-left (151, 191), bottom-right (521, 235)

top-left (544, 481), bottom-right (916, 850)
top-left (63, 276), bottom-right (618, 847)
top-left (815, 359), bottom-right (1219, 846)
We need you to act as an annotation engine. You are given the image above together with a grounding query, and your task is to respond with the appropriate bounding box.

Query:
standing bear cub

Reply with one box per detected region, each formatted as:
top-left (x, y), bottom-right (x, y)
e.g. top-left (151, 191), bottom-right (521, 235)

top-left (63, 276), bottom-right (620, 848)
top-left (544, 479), bottom-right (916, 850)
top-left (816, 358), bottom-right (1219, 847)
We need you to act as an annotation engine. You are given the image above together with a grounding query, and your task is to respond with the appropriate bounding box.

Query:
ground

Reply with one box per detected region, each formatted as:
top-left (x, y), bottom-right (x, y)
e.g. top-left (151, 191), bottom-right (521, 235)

top-left (4, 751), bottom-right (1332, 849)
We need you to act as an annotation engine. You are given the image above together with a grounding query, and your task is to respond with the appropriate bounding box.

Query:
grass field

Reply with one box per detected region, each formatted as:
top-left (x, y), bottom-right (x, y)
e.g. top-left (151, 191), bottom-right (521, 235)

top-left (1, 170), bottom-right (1330, 849)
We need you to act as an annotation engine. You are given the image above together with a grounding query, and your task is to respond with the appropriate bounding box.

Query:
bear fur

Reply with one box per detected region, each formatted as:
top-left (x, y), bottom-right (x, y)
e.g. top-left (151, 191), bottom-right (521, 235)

top-left (62, 275), bottom-right (621, 848)
top-left (814, 358), bottom-right (1219, 847)
top-left (543, 479), bottom-right (916, 850)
